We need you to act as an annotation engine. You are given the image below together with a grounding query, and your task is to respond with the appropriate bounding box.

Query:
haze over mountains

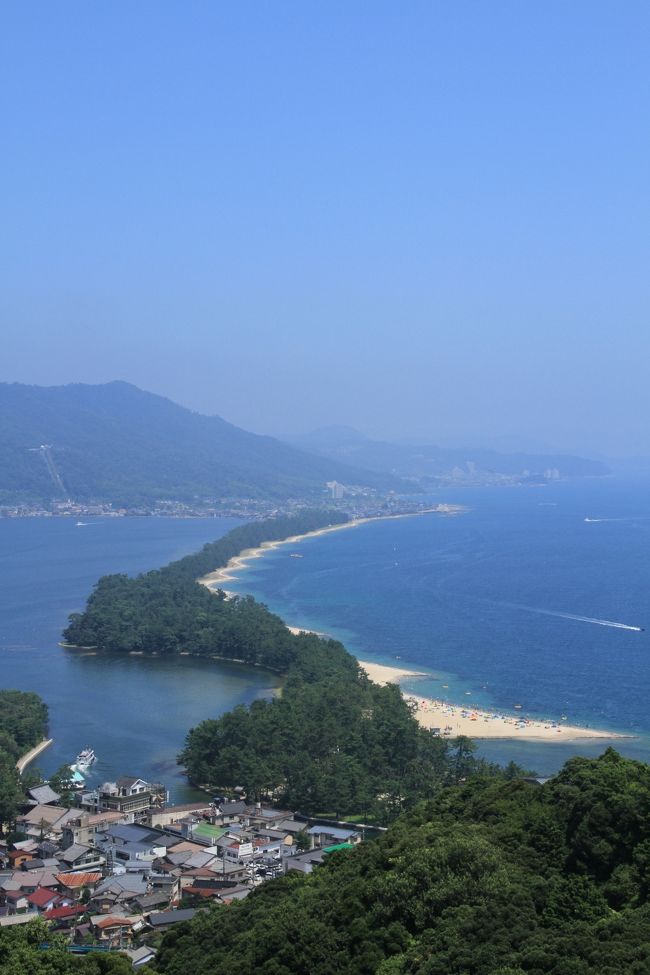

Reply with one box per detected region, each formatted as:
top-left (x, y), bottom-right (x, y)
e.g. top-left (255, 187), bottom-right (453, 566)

top-left (289, 425), bottom-right (610, 483)
top-left (0, 382), bottom-right (395, 505)
top-left (0, 382), bottom-right (608, 507)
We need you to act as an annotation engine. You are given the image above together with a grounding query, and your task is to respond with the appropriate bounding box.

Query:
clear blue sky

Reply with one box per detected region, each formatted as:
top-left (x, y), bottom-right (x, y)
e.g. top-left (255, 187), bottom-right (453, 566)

top-left (2, 2), bottom-right (649, 456)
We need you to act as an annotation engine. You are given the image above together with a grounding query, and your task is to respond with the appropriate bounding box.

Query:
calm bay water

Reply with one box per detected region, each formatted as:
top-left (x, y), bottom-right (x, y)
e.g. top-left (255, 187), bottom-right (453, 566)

top-left (0, 516), bottom-right (279, 801)
top-left (225, 478), bottom-right (650, 774)
top-left (3, 479), bottom-right (649, 796)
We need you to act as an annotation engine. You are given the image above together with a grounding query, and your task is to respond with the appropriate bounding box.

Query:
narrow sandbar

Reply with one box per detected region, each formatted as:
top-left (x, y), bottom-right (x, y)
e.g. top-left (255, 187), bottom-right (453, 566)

top-left (359, 660), bottom-right (429, 685)
top-left (199, 509), bottom-right (452, 591)
top-left (198, 517), bottom-right (626, 744)
top-left (286, 625), bottom-right (328, 637)
top-left (359, 659), bottom-right (628, 742)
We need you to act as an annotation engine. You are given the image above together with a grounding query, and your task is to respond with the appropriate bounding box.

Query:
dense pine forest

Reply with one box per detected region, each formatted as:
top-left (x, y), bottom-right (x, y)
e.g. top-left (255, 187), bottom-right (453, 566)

top-left (58, 513), bottom-right (650, 974)
top-left (0, 689), bottom-right (48, 829)
top-left (155, 750), bottom-right (650, 975)
top-left (64, 509), bottom-right (497, 818)
top-left (0, 920), bottom-right (133, 974)
top-left (5, 752), bottom-right (650, 975)
top-left (63, 510), bottom-right (348, 664)
top-left (179, 640), bottom-right (499, 820)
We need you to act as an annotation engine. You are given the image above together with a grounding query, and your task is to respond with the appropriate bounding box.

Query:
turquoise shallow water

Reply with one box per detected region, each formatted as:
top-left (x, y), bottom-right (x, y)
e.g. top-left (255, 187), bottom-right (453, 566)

top-left (0, 516), bottom-right (279, 800)
top-left (3, 480), bottom-right (650, 793)
top-left (224, 478), bottom-right (650, 774)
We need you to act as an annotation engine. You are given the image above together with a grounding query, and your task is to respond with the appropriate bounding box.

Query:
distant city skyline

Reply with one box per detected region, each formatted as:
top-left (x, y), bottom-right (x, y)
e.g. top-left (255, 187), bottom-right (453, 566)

top-left (3, 3), bottom-right (650, 458)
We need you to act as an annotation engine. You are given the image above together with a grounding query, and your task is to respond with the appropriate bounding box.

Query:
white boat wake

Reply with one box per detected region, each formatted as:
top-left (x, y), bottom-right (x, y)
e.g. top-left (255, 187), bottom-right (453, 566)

top-left (584, 517), bottom-right (632, 523)
top-left (510, 604), bottom-right (644, 632)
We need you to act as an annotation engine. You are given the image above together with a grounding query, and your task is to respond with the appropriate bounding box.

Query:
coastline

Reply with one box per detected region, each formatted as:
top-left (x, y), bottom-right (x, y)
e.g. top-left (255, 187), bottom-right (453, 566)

top-left (359, 660), bottom-right (628, 742)
top-left (197, 513), bottom-right (628, 744)
top-left (198, 508), bottom-right (457, 591)
top-left (16, 737), bottom-right (53, 775)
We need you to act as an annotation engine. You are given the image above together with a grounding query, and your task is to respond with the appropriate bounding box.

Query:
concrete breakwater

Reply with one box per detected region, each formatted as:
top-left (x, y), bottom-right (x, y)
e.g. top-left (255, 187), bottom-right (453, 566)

top-left (16, 738), bottom-right (54, 775)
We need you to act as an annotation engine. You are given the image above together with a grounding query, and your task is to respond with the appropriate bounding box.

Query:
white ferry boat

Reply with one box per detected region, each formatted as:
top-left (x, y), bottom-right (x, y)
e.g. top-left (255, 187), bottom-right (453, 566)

top-left (71, 747), bottom-right (96, 772)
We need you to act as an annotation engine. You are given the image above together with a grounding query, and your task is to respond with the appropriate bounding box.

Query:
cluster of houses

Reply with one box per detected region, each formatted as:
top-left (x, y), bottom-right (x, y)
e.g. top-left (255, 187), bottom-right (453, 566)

top-left (0, 776), bottom-right (363, 966)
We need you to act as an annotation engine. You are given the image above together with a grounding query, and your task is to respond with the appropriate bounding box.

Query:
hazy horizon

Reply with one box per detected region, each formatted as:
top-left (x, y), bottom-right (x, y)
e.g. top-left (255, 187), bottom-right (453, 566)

top-left (3, 3), bottom-right (650, 457)
top-left (0, 376), bottom-right (636, 464)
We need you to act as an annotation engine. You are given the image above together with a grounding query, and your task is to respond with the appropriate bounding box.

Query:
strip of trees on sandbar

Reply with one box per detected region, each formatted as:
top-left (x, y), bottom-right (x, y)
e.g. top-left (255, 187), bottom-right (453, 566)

top-left (63, 510), bottom-right (508, 822)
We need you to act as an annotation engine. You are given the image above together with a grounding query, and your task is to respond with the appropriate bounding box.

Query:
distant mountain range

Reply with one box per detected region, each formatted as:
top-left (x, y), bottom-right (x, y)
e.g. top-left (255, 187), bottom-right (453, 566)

top-left (288, 425), bottom-right (610, 482)
top-left (0, 383), bottom-right (609, 507)
top-left (0, 383), bottom-right (396, 505)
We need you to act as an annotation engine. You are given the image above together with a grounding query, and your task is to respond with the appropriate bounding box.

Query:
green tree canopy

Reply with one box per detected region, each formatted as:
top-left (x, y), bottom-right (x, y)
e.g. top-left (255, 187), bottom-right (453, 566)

top-left (154, 751), bottom-right (650, 975)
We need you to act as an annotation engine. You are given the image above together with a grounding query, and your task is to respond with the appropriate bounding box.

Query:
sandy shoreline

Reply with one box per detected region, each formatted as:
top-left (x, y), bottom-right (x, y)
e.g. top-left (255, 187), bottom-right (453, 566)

top-left (359, 660), bottom-right (628, 742)
top-left (198, 509), bottom-right (452, 591)
top-left (287, 625), bottom-right (329, 637)
top-left (198, 514), bottom-right (628, 743)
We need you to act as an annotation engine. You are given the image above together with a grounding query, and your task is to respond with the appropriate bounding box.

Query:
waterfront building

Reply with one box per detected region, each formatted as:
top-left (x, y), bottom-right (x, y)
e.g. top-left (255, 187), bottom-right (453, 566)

top-left (4, 766), bottom-right (365, 949)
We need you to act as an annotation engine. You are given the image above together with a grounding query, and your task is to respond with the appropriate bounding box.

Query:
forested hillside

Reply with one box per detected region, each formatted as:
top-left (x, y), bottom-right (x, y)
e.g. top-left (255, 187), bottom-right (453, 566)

top-left (0, 382), bottom-right (396, 504)
top-left (0, 690), bottom-right (49, 829)
top-left (155, 750), bottom-right (650, 975)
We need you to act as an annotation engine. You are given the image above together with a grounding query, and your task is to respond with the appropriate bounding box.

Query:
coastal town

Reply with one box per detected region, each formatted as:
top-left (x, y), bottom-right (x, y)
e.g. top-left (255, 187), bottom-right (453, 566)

top-left (0, 491), bottom-right (463, 522)
top-left (0, 759), bottom-right (369, 967)
top-left (2, 3), bottom-right (646, 971)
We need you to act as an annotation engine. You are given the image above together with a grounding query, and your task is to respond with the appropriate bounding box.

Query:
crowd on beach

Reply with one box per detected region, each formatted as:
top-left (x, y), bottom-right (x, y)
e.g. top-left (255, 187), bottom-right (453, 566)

top-left (409, 695), bottom-right (568, 735)
top-left (198, 522), bottom-right (624, 745)
top-left (404, 692), bottom-right (622, 741)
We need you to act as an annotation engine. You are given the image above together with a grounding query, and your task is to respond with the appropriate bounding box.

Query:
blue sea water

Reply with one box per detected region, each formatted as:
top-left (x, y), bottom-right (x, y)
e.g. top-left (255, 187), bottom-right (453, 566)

top-left (224, 478), bottom-right (650, 774)
top-left (2, 479), bottom-right (649, 794)
top-left (0, 516), bottom-right (279, 800)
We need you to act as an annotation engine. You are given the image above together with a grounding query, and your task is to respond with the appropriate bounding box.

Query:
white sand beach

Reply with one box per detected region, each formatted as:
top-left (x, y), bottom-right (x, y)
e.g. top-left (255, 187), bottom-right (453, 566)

top-left (286, 625), bottom-right (328, 637)
top-left (358, 660), bottom-right (429, 684)
top-left (198, 517), bottom-right (628, 744)
top-left (359, 660), bottom-right (627, 742)
top-left (198, 509), bottom-right (454, 592)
